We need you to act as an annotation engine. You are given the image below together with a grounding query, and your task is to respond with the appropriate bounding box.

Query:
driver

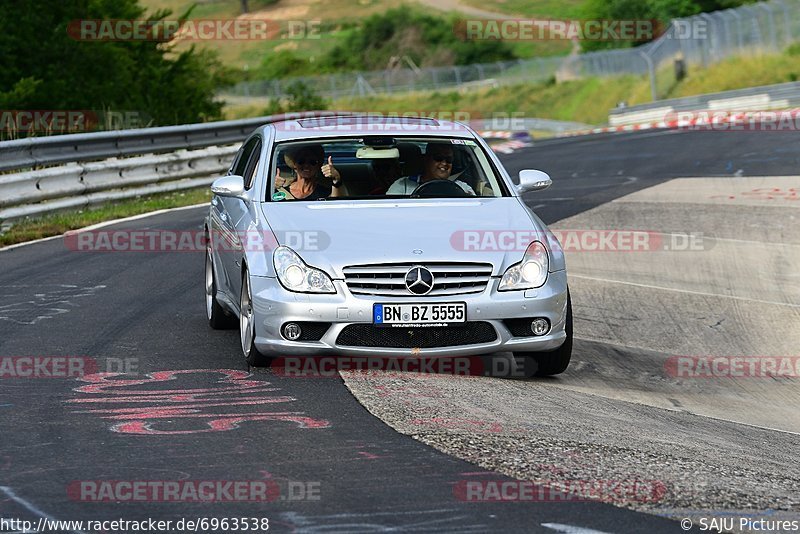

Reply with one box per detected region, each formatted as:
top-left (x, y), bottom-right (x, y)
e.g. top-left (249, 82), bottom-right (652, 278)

top-left (386, 142), bottom-right (476, 195)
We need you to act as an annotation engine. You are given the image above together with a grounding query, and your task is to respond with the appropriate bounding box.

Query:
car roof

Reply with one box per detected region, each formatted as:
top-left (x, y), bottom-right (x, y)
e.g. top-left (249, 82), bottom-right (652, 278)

top-left (267, 113), bottom-right (476, 142)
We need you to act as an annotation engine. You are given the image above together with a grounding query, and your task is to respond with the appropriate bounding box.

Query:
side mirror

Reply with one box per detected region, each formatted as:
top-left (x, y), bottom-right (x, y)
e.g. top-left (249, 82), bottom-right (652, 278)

top-left (211, 175), bottom-right (246, 198)
top-left (517, 170), bottom-right (552, 194)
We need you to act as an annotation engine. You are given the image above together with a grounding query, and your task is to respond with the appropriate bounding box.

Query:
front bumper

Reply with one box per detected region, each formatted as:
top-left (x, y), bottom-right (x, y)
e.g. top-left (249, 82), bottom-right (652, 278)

top-left (251, 270), bottom-right (569, 357)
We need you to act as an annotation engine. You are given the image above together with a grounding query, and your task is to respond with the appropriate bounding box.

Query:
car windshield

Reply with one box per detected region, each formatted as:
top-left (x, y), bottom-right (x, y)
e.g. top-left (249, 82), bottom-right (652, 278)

top-left (269, 137), bottom-right (508, 201)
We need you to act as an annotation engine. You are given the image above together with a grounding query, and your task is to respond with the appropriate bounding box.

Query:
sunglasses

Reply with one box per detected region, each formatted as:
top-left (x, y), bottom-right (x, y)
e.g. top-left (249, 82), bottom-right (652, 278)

top-left (430, 154), bottom-right (454, 164)
top-left (294, 157), bottom-right (320, 166)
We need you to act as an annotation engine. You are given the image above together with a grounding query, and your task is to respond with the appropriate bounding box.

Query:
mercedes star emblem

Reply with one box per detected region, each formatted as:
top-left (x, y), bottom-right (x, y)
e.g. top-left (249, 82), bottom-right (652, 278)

top-left (405, 266), bottom-right (434, 295)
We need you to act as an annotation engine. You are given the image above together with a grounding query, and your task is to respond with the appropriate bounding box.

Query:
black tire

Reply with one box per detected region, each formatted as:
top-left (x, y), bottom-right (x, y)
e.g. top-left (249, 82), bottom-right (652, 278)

top-left (206, 249), bottom-right (237, 330)
top-left (239, 271), bottom-right (271, 367)
top-left (514, 294), bottom-right (573, 377)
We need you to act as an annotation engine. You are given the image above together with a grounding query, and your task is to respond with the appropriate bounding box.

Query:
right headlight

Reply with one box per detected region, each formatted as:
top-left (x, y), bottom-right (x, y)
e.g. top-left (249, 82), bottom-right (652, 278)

top-left (273, 246), bottom-right (335, 293)
top-left (498, 241), bottom-right (549, 291)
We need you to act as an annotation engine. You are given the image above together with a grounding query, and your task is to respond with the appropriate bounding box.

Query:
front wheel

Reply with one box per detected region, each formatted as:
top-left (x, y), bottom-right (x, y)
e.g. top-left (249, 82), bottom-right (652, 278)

top-left (240, 272), bottom-right (271, 367)
top-left (206, 248), bottom-right (236, 329)
top-left (514, 294), bottom-right (573, 377)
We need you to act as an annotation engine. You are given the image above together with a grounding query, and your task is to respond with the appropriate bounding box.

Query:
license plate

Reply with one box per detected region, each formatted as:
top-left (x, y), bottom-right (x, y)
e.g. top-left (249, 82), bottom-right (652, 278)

top-left (373, 303), bottom-right (466, 327)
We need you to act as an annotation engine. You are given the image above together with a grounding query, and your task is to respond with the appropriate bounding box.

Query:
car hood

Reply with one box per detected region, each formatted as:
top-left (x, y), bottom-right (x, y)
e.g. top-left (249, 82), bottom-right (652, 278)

top-left (259, 198), bottom-right (553, 278)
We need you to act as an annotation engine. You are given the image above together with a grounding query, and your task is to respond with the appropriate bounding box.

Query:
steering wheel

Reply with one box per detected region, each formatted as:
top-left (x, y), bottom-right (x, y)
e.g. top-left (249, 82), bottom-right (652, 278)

top-left (410, 179), bottom-right (469, 197)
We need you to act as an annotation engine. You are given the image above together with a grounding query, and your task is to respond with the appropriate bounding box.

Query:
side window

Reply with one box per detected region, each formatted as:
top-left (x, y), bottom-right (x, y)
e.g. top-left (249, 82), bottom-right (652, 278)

top-left (242, 140), bottom-right (262, 190)
top-left (232, 137), bottom-right (259, 177)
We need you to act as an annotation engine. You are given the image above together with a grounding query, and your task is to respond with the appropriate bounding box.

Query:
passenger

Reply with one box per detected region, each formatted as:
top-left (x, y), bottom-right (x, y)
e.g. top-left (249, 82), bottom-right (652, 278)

top-left (275, 145), bottom-right (344, 200)
top-left (386, 142), bottom-right (475, 196)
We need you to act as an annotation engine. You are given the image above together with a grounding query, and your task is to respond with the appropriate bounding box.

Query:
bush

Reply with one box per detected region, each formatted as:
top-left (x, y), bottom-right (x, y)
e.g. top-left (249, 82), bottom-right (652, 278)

top-left (323, 7), bottom-right (518, 72)
top-left (255, 50), bottom-right (318, 80)
top-left (264, 81), bottom-right (328, 114)
top-left (785, 42), bottom-right (800, 56)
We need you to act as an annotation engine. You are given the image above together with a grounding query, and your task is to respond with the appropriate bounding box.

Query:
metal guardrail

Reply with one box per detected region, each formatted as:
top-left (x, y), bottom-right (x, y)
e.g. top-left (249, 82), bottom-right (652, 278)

top-left (0, 112), bottom-right (348, 223)
top-left (0, 146), bottom-right (238, 221)
top-left (608, 81), bottom-right (800, 125)
top-left (0, 117), bottom-right (269, 172)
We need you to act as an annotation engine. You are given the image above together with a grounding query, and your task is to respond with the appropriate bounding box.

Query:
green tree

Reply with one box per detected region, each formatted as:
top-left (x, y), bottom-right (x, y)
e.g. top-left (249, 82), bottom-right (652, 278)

top-left (263, 81), bottom-right (328, 114)
top-left (0, 0), bottom-right (232, 129)
top-left (256, 50), bottom-right (318, 80)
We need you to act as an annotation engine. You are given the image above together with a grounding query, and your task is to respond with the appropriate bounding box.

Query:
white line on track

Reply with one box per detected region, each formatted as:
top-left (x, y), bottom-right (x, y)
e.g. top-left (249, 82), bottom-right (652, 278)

top-left (700, 235), bottom-right (800, 247)
top-left (570, 274), bottom-right (800, 309)
top-left (0, 203), bottom-right (208, 253)
top-left (541, 523), bottom-right (614, 534)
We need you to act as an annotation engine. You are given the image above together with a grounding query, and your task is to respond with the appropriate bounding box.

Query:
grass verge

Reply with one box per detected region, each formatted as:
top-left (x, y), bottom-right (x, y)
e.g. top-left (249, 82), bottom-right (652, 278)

top-left (0, 188), bottom-right (211, 248)
top-left (223, 46), bottom-right (800, 126)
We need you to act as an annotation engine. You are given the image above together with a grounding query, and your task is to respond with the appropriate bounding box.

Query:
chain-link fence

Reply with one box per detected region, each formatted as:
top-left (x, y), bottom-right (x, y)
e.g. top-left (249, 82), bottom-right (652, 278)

top-left (221, 0), bottom-right (800, 102)
top-left (225, 57), bottom-right (565, 100)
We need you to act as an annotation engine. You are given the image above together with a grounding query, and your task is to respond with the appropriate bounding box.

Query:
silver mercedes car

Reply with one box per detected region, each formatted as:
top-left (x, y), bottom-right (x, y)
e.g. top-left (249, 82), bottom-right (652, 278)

top-left (205, 114), bottom-right (572, 376)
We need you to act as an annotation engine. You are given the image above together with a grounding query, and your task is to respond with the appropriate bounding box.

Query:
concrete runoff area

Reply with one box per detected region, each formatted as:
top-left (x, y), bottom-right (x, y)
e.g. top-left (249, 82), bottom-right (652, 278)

top-left (340, 174), bottom-right (800, 528)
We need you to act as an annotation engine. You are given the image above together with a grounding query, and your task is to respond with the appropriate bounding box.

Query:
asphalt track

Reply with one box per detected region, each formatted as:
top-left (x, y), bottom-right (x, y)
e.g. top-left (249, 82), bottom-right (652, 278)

top-left (1, 127), bottom-right (798, 533)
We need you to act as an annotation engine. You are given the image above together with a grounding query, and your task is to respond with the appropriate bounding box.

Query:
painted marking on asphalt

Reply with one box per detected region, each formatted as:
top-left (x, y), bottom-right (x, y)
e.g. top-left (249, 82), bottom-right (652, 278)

top-left (542, 523), bottom-right (614, 534)
top-left (0, 284), bottom-right (105, 325)
top-left (67, 369), bottom-right (330, 435)
top-left (0, 486), bottom-right (86, 534)
top-left (356, 451), bottom-right (383, 460)
top-left (711, 186), bottom-right (798, 202)
top-left (570, 274), bottom-right (800, 309)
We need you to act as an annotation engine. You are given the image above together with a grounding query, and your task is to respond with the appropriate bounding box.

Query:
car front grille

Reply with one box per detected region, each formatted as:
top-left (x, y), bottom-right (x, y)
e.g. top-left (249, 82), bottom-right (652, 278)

top-left (336, 322), bottom-right (497, 348)
top-left (342, 262), bottom-right (493, 297)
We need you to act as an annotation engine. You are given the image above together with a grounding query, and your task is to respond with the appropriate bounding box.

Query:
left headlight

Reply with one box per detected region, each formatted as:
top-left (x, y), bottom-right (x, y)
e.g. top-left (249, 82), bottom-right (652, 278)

top-left (273, 246), bottom-right (336, 293)
top-left (498, 241), bottom-right (549, 291)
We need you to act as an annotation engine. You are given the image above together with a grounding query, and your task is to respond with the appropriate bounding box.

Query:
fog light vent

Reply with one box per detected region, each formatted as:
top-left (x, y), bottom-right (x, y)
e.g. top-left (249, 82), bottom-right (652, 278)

top-left (530, 318), bottom-right (550, 336)
top-left (283, 323), bottom-right (302, 341)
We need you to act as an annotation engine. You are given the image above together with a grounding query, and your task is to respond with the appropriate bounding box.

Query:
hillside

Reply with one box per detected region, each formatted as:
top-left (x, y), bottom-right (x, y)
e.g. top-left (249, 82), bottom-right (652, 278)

top-left (137, 0), bottom-right (575, 78)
